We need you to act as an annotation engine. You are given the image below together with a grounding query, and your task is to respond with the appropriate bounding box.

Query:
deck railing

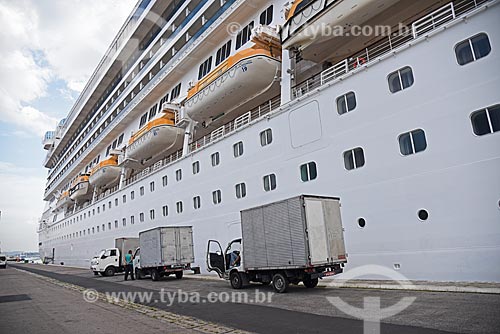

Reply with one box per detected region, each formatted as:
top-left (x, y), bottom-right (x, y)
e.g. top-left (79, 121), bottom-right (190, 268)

top-left (189, 95), bottom-right (281, 152)
top-left (292, 0), bottom-right (491, 98)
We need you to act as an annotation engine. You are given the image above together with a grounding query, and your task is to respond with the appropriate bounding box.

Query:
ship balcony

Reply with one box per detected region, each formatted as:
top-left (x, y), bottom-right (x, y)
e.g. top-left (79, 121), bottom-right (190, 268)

top-left (291, 0), bottom-right (491, 98)
top-left (282, 0), bottom-right (402, 50)
top-left (43, 131), bottom-right (55, 150)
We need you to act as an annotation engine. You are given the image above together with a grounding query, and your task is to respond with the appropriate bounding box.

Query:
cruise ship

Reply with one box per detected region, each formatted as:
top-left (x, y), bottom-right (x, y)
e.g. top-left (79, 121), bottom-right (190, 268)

top-left (38, 0), bottom-right (500, 282)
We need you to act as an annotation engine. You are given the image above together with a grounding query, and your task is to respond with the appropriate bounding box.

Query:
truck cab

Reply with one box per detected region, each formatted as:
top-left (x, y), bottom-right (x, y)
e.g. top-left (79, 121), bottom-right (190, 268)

top-left (207, 238), bottom-right (242, 277)
top-left (0, 254), bottom-right (7, 269)
top-left (92, 248), bottom-right (120, 276)
top-left (132, 247), bottom-right (142, 278)
top-left (208, 238), bottom-right (253, 289)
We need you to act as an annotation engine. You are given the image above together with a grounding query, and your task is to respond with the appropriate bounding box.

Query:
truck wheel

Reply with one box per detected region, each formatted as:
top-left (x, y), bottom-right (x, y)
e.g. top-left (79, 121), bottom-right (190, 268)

top-left (272, 273), bottom-right (289, 293)
top-left (151, 269), bottom-right (160, 281)
top-left (93, 271), bottom-right (99, 276)
top-left (303, 276), bottom-right (319, 288)
top-left (135, 268), bottom-right (144, 280)
top-left (230, 272), bottom-right (243, 289)
top-left (175, 271), bottom-right (183, 279)
top-left (104, 267), bottom-right (116, 277)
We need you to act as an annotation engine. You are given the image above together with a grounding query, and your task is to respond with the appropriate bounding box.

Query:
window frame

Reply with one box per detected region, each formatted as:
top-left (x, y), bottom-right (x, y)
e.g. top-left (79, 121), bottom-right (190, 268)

top-left (233, 141), bottom-right (244, 158)
top-left (260, 128), bottom-right (273, 147)
top-left (176, 201), bottom-right (183, 214)
top-left (192, 161), bottom-right (200, 175)
top-left (198, 56), bottom-right (213, 80)
top-left (212, 190), bottom-right (222, 205)
top-left (259, 5), bottom-right (274, 25)
top-left (336, 91), bottom-right (357, 115)
top-left (211, 152), bottom-right (220, 167)
top-left (263, 174), bottom-right (277, 192)
top-left (470, 105), bottom-right (500, 136)
top-left (235, 182), bottom-right (247, 199)
top-left (388, 66), bottom-right (414, 93)
top-left (455, 33), bottom-right (491, 66)
top-left (215, 40), bottom-right (232, 66)
top-left (236, 21), bottom-right (255, 50)
top-left (343, 147), bottom-right (366, 170)
top-left (398, 129), bottom-right (428, 156)
top-left (300, 161), bottom-right (318, 182)
top-left (193, 196), bottom-right (201, 209)
top-left (175, 169), bottom-right (182, 181)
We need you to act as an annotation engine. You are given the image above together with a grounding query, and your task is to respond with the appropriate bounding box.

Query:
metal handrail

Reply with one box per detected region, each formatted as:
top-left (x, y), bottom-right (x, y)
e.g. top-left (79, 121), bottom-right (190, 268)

top-left (292, 0), bottom-right (490, 98)
top-left (189, 95), bottom-right (281, 152)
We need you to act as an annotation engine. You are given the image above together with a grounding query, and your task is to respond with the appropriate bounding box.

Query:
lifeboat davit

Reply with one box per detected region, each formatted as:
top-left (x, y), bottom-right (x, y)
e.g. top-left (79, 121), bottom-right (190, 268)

top-left (69, 175), bottom-right (92, 203)
top-left (125, 111), bottom-right (184, 164)
top-left (282, 0), bottom-right (400, 50)
top-left (184, 44), bottom-right (281, 125)
top-left (89, 155), bottom-right (121, 189)
top-left (53, 191), bottom-right (73, 212)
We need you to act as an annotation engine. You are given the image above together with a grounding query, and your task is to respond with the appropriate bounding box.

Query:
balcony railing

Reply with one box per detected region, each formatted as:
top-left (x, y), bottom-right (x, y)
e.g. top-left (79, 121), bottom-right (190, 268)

top-left (292, 0), bottom-right (491, 98)
top-left (189, 95), bottom-right (281, 152)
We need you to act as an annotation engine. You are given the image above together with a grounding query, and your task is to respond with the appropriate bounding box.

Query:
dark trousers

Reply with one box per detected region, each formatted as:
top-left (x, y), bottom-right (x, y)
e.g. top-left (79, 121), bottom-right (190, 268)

top-left (124, 264), bottom-right (135, 280)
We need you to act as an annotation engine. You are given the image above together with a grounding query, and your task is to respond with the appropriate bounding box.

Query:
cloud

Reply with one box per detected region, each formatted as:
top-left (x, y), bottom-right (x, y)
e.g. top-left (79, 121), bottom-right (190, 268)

top-left (0, 161), bottom-right (46, 251)
top-left (0, 0), bottom-right (135, 138)
top-left (0, 1), bottom-right (135, 251)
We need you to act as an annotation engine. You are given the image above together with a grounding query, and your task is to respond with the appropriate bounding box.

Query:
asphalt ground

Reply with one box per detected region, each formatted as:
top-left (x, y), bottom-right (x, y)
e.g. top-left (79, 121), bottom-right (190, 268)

top-left (0, 265), bottom-right (206, 334)
top-left (6, 264), bottom-right (500, 334)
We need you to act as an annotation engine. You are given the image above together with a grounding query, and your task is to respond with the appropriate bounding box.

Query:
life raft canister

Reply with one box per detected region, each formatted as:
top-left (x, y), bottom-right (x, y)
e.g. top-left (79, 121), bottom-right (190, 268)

top-left (352, 57), bottom-right (367, 68)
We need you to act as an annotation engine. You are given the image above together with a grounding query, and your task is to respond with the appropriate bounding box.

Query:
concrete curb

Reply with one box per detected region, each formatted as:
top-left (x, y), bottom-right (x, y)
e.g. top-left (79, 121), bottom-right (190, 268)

top-left (319, 282), bottom-right (500, 294)
top-left (183, 274), bottom-right (500, 294)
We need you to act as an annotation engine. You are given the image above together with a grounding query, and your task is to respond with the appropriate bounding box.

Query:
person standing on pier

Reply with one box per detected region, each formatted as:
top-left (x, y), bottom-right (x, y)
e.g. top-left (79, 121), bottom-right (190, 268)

top-left (124, 250), bottom-right (135, 281)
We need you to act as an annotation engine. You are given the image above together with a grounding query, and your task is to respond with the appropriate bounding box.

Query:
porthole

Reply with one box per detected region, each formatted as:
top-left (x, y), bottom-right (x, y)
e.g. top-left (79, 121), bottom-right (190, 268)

top-left (358, 218), bottom-right (366, 228)
top-left (418, 209), bottom-right (429, 221)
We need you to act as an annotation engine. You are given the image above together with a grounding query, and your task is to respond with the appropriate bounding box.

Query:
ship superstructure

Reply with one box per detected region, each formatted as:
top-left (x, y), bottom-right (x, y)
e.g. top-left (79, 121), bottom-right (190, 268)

top-left (38, 0), bottom-right (500, 282)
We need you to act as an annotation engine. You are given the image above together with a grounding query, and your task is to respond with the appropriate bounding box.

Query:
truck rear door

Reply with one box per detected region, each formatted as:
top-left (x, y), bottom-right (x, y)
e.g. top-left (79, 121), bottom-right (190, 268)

top-left (177, 228), bottom-right (194, 264)
top-left (304, 197), bottom-right (346, 265)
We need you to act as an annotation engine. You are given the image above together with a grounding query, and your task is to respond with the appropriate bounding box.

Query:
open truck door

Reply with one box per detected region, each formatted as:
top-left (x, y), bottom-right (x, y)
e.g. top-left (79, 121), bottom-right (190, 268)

top-left (207, 240), bottom-right (225, 278)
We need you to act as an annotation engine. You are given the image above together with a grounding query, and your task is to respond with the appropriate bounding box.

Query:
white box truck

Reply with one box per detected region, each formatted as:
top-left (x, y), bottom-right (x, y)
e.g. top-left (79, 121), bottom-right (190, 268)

top-left (133, 226), bottom-right (195, 281)
top-left (207, 195), bottom-right (347, 293)
top-left (90, 237), bottom-right (139, 276)
top-left (0, 254), bottom-right (6, 269)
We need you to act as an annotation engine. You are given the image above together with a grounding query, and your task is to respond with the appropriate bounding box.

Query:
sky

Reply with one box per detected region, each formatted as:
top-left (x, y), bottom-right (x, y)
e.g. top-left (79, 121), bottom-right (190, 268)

top-left (0, 0), bottom-right (136, 252)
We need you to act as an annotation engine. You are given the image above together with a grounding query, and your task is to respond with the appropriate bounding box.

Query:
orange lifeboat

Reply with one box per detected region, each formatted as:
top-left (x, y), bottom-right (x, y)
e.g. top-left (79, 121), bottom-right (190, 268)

top-left (125, 111), bottom-right (184, 164)
top-left (184, 44), bottom-right (281, 125)
top-left (89, 155), bottom-right (121, 189)
top-left (69, 174), bottom-right (92, 203)
top-left (53, 191), bottom-right (73, 212)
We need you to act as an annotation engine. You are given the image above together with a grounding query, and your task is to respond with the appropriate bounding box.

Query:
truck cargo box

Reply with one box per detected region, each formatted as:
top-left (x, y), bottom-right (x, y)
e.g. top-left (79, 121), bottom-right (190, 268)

top-left (241, 195), bottom-right (346, 270)
top-left (115, 237), bottom-right (139, 266)
top-left (139, 226), bottom-right (194, 268)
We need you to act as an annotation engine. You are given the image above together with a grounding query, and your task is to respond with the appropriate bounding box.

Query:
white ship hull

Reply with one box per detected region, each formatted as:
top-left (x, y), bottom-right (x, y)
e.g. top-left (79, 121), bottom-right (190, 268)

top-left (38, 0), bottom-right (500, 282)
